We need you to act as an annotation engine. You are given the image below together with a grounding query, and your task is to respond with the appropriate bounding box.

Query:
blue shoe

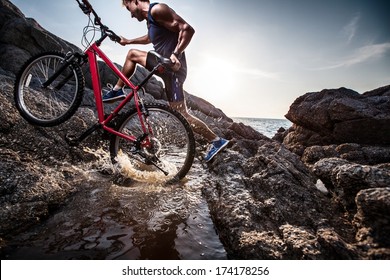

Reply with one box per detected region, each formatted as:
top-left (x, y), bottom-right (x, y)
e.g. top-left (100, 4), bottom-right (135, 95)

top-left (204, 138), bottom-right (229, 162)
top-left (103, 88), bottom-right (126, 103)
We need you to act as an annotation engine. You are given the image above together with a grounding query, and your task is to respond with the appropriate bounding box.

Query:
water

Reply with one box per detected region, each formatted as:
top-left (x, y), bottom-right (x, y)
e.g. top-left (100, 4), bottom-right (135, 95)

top-left (2, 154), bottom-right (227, 260)
top-left (2, 118), bottom-right (291, 260)
top-left (233, 117), bottom-right (292, 138)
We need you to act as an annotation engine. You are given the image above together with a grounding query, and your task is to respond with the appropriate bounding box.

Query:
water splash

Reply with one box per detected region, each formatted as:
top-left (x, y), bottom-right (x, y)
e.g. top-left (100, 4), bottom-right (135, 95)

top-left (115, 151), bottom-right (177, 183)
top-left (82, 147), bottom-right (116, 175)
top-left (3, 146), bottom-right (226, 259)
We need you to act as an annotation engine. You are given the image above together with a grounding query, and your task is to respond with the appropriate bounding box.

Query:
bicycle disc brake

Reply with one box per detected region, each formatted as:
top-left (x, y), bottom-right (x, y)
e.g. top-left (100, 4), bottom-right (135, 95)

top-left (132, 137), bottom-right (169, 176)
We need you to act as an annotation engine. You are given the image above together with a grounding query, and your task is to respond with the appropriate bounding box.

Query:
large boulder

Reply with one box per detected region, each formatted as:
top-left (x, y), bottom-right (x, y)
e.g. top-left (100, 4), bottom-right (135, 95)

top-left (284, 86), bottom-right (390, 147)
top-left (280, 86), bottom-right (390, 259)
top-left (0, 0), bottom-right (79, 74)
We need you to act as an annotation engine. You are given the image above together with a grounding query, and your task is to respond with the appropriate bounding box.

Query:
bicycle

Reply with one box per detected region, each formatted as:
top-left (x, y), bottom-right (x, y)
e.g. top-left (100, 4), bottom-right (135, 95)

top-left (13, 0), bottom-right (195, 183)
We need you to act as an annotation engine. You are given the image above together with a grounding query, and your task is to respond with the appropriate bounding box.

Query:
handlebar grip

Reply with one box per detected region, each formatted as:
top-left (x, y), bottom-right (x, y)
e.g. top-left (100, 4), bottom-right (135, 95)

top-left (82, 0), bottom-right (93, 10)
top-left (105, 29), bottom-right (121, 43)
top-left (110, 34), bottom-right (122, 43)
top-left (76, 0), bottom-right (92, 14)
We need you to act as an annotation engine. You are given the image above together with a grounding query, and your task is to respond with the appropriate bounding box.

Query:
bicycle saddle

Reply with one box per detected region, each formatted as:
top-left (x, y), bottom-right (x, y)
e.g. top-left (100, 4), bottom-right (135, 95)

top-left (149, 51), bottom-right (173, 66)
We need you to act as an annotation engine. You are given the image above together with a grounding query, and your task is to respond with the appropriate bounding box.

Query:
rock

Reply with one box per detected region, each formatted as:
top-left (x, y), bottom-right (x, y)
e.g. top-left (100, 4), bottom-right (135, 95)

top-left (0, 147), bottom-right (80, 235)
top-left (202, 140), bottom-right (360, 259)
top-left (285, 86), bottom-right (390, 146)
top-left (312, 158), bottom-right (390, 211)
top-left (0, 75), bottom-right (19, 132)
top-left (0, 5), bottom-right (79, 73)
top-left (315, 179), bottom-right (329, 195)
top-left (283, 85), bottom-right (390, 260)
top-left (354, 188), bottom-right (390, 259)
top-left (1, 0), bottom-right (389, 260)
top-left (302, 144), bottom-right (390, 166)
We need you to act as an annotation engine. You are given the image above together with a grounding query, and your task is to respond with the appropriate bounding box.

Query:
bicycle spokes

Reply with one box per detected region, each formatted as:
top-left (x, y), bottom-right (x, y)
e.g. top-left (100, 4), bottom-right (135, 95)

top-left (110, 104), bottom-right (195, 183)
top-left (14, 51), bottom-right (84, 127)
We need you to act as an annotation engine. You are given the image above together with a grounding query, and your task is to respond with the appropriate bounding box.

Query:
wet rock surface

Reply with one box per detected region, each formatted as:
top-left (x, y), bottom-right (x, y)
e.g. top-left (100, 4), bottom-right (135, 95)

top-left (1, 0), bottom-right (389, 259)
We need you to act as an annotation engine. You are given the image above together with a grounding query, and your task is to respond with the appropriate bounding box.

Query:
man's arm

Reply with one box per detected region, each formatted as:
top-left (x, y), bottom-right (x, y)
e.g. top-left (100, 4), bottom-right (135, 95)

top-left (151, 3), bottom-right (195, 55)
top-left (120, 34), bottom-right (151, 46)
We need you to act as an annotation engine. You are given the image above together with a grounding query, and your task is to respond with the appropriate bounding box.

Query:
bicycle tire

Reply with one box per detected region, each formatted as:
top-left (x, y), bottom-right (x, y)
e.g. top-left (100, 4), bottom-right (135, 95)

top-left (110, 103), bottom-right (196, 183)
top-left (14, 51), bottom-right (85, 127)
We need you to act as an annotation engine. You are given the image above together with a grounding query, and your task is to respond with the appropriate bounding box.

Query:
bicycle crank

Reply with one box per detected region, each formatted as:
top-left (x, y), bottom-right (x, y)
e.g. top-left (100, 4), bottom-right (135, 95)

top-left (132, 150), bottom-right (169, 176)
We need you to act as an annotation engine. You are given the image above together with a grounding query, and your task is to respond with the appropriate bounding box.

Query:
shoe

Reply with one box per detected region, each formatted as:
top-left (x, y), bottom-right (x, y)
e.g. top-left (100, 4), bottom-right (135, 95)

top-left (204, 138), bottom-right (229, 162)
top-left (102, 88), bottom-right (126, 103)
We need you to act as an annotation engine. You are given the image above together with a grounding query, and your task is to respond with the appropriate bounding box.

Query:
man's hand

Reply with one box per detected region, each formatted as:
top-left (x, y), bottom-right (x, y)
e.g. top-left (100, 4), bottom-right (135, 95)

top-left (119, 36), bottom-right (129, 46)
top-left (170, 53), bottom-right (181, 71)
top-left (118, 34), bottom-right (151, 46)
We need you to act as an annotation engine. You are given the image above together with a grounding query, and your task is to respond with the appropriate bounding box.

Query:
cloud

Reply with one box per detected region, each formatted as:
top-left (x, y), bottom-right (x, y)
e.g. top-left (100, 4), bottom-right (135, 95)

top-left (314, 42), bottom-right (390, 70)
top-left (342, 13), bottom-right (361, 43)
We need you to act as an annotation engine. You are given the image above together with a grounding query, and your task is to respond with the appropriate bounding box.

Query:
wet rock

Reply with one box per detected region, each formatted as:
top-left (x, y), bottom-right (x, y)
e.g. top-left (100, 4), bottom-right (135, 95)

top-left (0, 147), bottom-right (81, 236)
top-left (202, 140), bottom-right (360, 259)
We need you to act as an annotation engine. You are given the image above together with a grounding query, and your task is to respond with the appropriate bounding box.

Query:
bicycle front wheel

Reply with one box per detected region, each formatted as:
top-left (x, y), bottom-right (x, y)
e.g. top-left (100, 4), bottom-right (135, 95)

top-left (110, 103), bottom-right (196, 183)
top-left (14, 51), bottom-right (85, 127)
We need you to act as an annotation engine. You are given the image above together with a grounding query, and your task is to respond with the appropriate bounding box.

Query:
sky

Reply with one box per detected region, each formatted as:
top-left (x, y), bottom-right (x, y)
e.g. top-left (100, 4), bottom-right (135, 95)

top-left (10, 0), bottom-right (390, 119)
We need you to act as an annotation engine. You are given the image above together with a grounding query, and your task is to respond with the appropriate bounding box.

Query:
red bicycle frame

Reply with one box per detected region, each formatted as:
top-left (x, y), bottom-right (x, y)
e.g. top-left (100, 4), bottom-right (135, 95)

top-left (85, 42), bottom-right (149, 145)
top-left (71, 0), bottom-right (172, 148)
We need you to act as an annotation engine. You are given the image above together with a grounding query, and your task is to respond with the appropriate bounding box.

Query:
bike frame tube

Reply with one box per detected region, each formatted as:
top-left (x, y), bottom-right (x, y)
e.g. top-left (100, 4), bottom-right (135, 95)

top-left (84, 42), bottom-right (154, 145)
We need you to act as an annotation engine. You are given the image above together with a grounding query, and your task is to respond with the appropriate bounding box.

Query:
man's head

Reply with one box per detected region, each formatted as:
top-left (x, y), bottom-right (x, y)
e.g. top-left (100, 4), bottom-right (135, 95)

top-left (122, 0), bottom-right (149, 22)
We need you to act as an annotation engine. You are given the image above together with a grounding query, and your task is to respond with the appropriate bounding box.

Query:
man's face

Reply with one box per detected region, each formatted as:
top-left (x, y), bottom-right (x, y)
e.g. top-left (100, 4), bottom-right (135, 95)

top-left (125, 1), bottom-right (144, 22)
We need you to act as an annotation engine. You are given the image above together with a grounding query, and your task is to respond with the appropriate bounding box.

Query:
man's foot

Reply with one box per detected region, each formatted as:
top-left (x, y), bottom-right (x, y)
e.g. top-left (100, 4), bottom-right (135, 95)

top-left (103, 88), bottom-right (126, 103)
top-left (204, 138), bottom-right (229, 162)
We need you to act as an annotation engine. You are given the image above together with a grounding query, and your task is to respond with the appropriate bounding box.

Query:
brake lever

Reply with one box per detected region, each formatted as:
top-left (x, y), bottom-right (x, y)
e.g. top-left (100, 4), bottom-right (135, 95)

top-left (77, 1), bottom-right (91, 15)
top-left (94, 16), bottom-right (102, 25)
top-left (107, 31), bottom-right (121, 43)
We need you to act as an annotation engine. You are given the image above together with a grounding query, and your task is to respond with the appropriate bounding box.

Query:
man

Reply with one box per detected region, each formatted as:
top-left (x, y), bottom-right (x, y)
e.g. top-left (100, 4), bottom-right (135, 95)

top-left (104, 0), bottom-right (228, 162)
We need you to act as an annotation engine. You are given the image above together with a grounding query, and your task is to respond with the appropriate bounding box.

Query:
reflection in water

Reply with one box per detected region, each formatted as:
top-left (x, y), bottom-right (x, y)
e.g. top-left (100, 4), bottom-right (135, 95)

top-left (2, 160), bottom-right (227, 260)
top-left (110, 176), bottom-right (226, 260)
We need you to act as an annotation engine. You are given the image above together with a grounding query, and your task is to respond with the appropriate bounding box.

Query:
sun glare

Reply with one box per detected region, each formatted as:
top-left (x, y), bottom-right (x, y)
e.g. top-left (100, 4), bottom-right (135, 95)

top-left (188, 56), bottom-right (238, 103)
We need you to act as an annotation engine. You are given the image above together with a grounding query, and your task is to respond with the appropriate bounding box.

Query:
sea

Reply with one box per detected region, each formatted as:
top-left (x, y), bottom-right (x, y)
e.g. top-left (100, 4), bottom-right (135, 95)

top-left (233, 117), bottom-right (292, 138)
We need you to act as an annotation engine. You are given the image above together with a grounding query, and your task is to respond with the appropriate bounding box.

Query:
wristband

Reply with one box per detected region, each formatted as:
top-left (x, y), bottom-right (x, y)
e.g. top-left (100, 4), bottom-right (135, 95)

top-left (172, 51), bottom-right (182, 60)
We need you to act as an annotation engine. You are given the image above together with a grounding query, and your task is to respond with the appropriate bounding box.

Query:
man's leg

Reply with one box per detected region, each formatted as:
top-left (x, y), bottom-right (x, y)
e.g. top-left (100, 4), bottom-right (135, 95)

top-left (103, 49), bottom-right (147, 102)
top-left (164, 71), bottom-right (229, 162)
top-left (170, 101), bottom-right (217, 142)
top-left (170, 100), bottom-right (229, 162)
top-left (115, 49), bottom-right (147, 88)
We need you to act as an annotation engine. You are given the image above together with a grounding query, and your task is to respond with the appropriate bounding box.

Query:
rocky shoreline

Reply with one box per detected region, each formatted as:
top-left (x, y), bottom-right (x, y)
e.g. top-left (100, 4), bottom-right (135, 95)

top-left (1, 0), bottom-right (389, 259)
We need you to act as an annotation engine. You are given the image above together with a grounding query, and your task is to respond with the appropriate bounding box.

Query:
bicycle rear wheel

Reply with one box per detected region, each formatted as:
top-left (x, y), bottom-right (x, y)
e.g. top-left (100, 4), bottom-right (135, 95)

top-left (14, 51), bottom-right (85, 127)
top-left (110, 103), bottom-right (196, 183)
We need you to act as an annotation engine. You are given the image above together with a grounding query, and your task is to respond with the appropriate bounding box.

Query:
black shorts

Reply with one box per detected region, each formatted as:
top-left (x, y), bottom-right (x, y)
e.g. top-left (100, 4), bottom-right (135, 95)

top-left (146, 51), bottom-right (187, 103)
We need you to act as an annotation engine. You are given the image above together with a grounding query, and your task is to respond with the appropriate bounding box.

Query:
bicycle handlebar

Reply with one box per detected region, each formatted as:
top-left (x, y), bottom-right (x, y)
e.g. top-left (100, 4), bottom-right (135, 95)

top-left (76, 0), bottom-right (174, 68)
top-left (76, 0), bottom-right (121, 43)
